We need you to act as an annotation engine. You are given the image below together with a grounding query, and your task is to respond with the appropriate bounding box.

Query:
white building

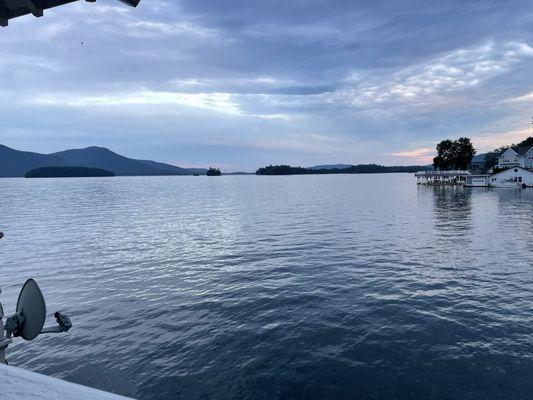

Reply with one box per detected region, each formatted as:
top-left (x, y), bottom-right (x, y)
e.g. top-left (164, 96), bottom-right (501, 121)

top-left (488, 167), bottom-right (533, 188)
top-left (496, 146), bottom-right (533, 169)
top-left (464, 175), bottom-right (490, 187)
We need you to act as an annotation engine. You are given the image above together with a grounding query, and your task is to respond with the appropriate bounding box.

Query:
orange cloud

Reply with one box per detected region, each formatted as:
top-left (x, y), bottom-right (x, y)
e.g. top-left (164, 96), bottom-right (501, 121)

top-left (471, 128), bottom-right (531, 152)
top-left (391, 148), bottom-right (435, 164)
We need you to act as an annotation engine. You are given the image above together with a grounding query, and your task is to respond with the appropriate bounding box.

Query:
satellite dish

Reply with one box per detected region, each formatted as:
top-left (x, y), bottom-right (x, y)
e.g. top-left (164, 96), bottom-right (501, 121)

top-left (15, 279), bottom-right (46, 341)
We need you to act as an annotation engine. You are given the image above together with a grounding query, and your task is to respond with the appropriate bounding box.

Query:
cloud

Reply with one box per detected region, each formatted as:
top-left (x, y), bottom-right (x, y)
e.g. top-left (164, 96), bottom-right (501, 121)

top-left (471, 128), bottom-right (532, 152)
top-left (505, 92), bottom-right (533, 103)
top-left (2, 0), bottom-right (533, 171)
top-left (125, 20), bottom-right (216, 37)
top-left (333, 41), bottom-right (533, 112)
top-left (391, 148), bottom-right (435, 164)
top-left (28, 89), bottom-right (296, 121)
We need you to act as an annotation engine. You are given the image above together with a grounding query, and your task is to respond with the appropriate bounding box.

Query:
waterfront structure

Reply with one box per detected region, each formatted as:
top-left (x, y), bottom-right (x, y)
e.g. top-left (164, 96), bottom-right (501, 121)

top-left (464, 174), bottom-right (491, 187)
top-left (487, 167), bottom-right (533, 188)
top-left (415, 170), bottom-right (471, 185)
top-left (418, 167), bottom-right (533, 188)
top-left (496, 146), bottom-right (533, 170)
top-left (470, 153), bottom-right (488, 171)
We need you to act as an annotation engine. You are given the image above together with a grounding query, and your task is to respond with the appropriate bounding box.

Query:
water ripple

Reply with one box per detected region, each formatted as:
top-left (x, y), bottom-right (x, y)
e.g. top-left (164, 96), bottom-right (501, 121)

top-left (1, 175), bottom-right (533, 399)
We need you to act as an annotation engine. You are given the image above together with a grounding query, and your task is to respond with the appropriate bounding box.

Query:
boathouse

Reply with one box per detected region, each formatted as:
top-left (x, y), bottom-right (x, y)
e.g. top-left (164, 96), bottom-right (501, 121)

top-left (488, 167), bottom-right (533, 188)
top-left (464, 174), bottom-right (491, 187)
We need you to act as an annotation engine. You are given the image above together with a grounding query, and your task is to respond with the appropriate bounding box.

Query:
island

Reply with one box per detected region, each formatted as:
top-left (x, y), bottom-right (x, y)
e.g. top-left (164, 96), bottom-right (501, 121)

top-left (25, 167), bottom-right (115, 178)
top-left (256, 164), bottom-right (427, 175)
top-left (206, 167), bottom-right (222, 176)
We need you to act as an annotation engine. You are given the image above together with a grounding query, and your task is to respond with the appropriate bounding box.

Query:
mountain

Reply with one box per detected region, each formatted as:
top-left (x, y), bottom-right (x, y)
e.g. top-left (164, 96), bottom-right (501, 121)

top-left (309, 164), bottom-right (353, 170)
top-left (51, 146), bottom-right (200, 176)
top-left (0, 145), bottom-right (207, 177)
top-left (0, 145), bottom-right (71, 177)
top-left (137, 159), bottom-right (206, 175)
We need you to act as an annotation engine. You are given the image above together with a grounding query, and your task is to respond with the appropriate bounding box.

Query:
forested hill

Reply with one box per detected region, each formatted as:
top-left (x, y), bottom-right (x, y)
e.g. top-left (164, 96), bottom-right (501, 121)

top-left (0, 145), bottom-right (207, 177)
top-left (256, 164), bottom-right (429, 175)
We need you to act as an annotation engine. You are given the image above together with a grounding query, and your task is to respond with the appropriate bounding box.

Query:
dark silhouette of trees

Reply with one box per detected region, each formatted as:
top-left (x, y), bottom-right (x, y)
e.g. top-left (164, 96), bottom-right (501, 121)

top-left (206, 167), bottom-right (221, 176)
top-left (454, 137), bottom-right (476, 169)
top-left (433, 137), bottom-right (476, 170)
top-left (256, 164), bottom-right (427, 175)
top-left (517, 136), bottom-right (533, 147)
top-left (433, 139), bottom-right (455, 170)
top-left (255, 165), bottom-right (310, 175)
top-left (25, 167), bottom-right (114, 178)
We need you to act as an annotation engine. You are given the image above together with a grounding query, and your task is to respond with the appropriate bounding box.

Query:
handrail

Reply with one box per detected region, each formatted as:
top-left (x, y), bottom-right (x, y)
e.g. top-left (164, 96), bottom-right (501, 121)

top-left (415, 170), bottom-right (471, 176)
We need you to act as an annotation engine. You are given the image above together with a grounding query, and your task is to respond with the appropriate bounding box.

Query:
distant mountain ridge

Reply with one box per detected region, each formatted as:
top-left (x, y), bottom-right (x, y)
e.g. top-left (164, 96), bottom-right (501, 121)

top-left (0, 145), bottom-right (207, 177)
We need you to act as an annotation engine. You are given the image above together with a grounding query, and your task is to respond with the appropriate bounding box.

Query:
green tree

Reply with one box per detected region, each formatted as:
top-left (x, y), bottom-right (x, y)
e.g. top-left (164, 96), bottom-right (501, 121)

top-left (517, 136), bottom-right (533, 147)
top-left (433, 139), bottom-right (455, 170)
top-left (206, 167), bottom-right (221, 176)
top-left (453, 137), bottom-right (476, 170)
top-left (433, 137), bottom-right (476, 170)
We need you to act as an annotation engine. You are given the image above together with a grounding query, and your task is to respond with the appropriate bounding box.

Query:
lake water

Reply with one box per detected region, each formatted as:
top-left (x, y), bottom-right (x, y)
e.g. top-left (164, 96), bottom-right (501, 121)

top-left (1, 174), bottom-right (533, 400)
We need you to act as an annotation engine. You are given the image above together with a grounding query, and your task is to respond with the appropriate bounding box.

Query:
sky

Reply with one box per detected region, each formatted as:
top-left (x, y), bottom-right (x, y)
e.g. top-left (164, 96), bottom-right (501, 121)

top-left (1, 0), bottom-right (533, 172)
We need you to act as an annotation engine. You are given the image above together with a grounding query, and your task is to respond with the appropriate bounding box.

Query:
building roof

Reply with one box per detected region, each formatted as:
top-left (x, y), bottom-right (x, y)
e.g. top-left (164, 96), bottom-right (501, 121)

top-left (0, 0), bottom-right (139, 26)
top-left (491, 166), bottom-right (533, 177)
top-left (471, 153), bottom-right (487, 163)
top-left (499, 146), bottom-right (533, 156)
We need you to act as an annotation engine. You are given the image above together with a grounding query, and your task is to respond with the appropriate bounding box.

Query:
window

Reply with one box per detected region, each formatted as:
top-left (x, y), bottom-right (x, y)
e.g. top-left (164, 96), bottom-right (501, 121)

top-left (519, 177), bottom-right (523, 182)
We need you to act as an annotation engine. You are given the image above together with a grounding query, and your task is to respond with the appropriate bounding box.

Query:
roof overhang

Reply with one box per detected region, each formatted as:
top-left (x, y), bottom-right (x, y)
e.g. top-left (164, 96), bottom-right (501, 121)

top-left (0, 0), bottom-right (140, 27)
top-left (491, 166), bottom-right (533, 177)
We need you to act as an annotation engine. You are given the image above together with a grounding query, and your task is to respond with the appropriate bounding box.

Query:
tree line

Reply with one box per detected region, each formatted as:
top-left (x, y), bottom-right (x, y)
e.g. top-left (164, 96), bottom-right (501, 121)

top-left (256, 164), bottom-right (428, 175)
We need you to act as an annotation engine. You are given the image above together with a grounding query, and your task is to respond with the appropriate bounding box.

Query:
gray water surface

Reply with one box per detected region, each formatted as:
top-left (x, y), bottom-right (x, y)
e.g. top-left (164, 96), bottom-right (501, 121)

top-left (1, 174), bottom-right (533, 399)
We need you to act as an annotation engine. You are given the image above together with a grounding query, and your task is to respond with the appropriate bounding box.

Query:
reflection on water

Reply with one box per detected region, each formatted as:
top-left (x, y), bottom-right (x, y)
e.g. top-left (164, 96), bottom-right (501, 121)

top-left (424, 185), bottom-right (473, 238)
top-left (1, 174), bottom-right (533, 400)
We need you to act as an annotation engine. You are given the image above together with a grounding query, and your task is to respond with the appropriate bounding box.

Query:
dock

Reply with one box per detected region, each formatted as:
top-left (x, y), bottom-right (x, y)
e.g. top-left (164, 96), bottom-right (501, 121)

top-left (415, 170), bottom-right (471, 185)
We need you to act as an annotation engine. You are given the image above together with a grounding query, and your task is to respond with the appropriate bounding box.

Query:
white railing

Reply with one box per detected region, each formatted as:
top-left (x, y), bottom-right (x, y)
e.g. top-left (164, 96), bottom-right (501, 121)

top-left (415, 170), bottom-right (471, 177)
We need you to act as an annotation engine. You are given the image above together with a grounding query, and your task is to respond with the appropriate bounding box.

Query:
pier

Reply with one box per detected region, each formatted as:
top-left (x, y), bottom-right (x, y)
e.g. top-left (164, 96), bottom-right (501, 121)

top-left (415, 170), bottom-right (471, 186)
